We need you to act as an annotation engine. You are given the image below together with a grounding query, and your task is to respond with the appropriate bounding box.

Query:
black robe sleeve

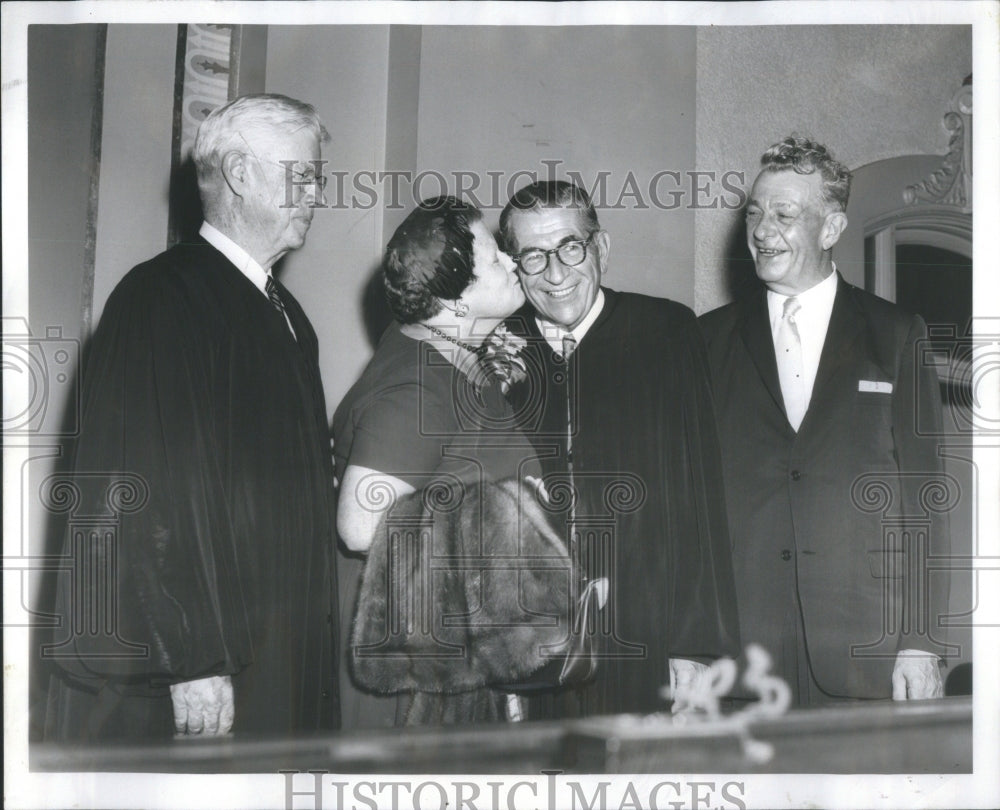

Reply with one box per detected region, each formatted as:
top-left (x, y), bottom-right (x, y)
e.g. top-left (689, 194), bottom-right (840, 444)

top-left (52, 263), bottom-right (251, 687)
top-left (664, 310), bottom-right (741, 659)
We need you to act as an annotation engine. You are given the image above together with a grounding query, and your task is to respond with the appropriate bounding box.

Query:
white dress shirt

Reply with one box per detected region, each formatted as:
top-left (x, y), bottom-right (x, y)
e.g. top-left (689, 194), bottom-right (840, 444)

top-left (766, 268), bottom-right (838, 408)
top-left (200, 221), bottom-right (271, 294)
top-left (200, 221), bottom-right (295, 336)
top-left (536, 289), bottom-right (606, 354)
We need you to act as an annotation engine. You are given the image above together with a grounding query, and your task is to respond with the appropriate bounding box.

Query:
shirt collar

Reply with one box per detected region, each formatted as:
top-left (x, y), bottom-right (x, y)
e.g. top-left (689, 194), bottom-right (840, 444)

top-left (200, 221), bottom-right (271, 296)
top-left (536, 289), bottom-right (606, 352)
top-left (767, 265), bottom-right (838, 327)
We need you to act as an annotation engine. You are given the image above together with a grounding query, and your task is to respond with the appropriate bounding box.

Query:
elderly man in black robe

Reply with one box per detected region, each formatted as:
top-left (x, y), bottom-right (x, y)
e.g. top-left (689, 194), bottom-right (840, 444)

top-left (44, 94), bottom-right (339, 740)
top-left (501, 180), bottom-right (740, 718)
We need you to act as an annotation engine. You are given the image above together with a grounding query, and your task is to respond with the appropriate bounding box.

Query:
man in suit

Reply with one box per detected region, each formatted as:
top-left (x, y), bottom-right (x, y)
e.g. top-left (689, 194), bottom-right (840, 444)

top-left (700, 136), bottom-right (951, 705)
top-left (44, 94), bottom-right (340, 739)
top-left (501, 181), bottom-right (740, 718)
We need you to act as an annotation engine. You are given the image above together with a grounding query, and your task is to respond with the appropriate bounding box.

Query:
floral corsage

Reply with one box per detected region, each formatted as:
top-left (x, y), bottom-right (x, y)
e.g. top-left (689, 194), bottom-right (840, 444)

top-left (477, 324), bottom-right (528, 395)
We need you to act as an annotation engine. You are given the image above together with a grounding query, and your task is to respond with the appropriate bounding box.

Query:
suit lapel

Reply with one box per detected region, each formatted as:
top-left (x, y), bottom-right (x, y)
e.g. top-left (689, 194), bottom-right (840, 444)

top-left (809, 275), bottom-right (865, 409)
top-left (738, 289), bottom-right (786, 417)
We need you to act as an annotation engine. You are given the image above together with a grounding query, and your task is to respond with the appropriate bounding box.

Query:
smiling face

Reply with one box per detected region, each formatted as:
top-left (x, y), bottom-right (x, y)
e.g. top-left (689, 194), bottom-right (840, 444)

top-left (507, 206), bottom-right (609, 330)
top-left (242, 127), bottom-right (323, 267)
top-left (745, 169), bottom-right (846, 296)
top-left (460, 221), bottom-right (524, 320)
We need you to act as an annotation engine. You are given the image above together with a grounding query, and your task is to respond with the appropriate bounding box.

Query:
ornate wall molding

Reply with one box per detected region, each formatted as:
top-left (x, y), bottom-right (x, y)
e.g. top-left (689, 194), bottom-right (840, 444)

top-left (903, 77), bottom-right (972, 211)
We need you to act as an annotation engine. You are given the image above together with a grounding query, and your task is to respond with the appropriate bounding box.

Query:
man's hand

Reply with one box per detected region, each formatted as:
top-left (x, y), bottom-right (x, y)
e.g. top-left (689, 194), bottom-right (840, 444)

top-left (669, 657), bottom-right (711, 714)
top-left (892, 649), bottom-right (944, 700)
top-left (170, 675), bottom-right (234, 736)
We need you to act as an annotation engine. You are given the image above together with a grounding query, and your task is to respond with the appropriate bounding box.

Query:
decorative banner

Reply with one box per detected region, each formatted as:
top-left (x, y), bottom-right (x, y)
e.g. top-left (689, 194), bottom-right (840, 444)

top-left (167, 23), bottom-right (236, 246)
top-left (176, 23), bottom-right (234, 162)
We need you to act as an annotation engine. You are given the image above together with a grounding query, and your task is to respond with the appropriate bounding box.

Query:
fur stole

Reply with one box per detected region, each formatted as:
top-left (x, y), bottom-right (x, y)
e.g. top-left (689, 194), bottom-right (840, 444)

top-left (351, 477), bottom-right (578, 694)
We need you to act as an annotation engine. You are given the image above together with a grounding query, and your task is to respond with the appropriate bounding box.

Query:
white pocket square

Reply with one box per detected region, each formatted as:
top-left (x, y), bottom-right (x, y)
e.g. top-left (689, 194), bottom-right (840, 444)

top-left (858, 379), bottom-right (893, 393)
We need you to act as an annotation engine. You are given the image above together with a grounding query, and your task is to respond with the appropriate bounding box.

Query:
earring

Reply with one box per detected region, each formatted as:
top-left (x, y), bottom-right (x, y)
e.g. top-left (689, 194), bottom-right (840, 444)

top-left (454, 300), bottom-right (469, 318)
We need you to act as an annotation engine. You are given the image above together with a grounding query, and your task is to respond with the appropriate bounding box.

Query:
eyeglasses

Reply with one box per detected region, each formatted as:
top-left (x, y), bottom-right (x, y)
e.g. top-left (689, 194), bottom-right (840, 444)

top-left (276, 163), bottom-right (328, 191)
top-left (237, 133), bottom-right (328, 191)
top-left (513, 231), bottom-right (598, 276)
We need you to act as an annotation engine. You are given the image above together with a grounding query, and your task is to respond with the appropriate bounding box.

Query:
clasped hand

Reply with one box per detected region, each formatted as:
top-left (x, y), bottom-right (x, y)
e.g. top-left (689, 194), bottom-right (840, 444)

top-left (170, 675), bottom-right (234, 736)
top-left (669, 658), bottom-right (711, 715)
top-left (892, 649), bottom-right (943, 700)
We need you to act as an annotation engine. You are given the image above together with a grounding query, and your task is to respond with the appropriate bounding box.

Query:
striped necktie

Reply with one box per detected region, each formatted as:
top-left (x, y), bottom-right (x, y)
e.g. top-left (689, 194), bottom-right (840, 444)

top-left (265, 275), bottom-right (296, 338)
top-left (265, 275), bottom-right (285, 315)
top-left (561, 332), bottom-right (578, 559)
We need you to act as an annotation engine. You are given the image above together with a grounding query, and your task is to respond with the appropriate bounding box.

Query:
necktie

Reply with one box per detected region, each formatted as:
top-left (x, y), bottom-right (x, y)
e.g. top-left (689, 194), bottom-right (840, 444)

top-left (265, 276), bottom-right (295, 338)
top-left (561, 332), bottom-right (578, 560)
top-left (775, 297), bottom-right (807, 431)
top-left (561, 333), bottom-right (577, 360)
top-left (265, 275), bottom-right (285, 315)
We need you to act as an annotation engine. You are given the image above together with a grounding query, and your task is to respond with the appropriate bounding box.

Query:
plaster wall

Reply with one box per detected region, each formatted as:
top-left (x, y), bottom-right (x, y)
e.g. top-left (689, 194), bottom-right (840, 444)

top-left (265, 26), bottom-right (392, 415)
top-left (695, 25), bottom-right (972, 313)
top-left (91, 25), bottom-right (176, 326)
top-left (415, 26), bottom-right (699, 307)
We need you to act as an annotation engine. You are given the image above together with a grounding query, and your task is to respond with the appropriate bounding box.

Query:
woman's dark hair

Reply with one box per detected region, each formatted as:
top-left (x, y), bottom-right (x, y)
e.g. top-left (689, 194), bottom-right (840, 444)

top-left (383, 196), bottom-right (483, 324)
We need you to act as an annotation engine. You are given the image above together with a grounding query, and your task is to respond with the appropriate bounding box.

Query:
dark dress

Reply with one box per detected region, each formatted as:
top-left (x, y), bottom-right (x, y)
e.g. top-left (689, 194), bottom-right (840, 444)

top-left (333, 325), bottom-right (540, 727)
top-left (43, 239), bottom-right (339, 740)
top-left (505, 288), bottom-right (741, 718)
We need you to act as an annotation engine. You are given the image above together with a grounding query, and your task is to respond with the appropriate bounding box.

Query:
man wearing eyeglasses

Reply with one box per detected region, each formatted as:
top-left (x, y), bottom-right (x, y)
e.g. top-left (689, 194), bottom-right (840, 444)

top-left (500, 180), bottom-right (739, 719)
top-left (44, 94), bottom-right (339, 741)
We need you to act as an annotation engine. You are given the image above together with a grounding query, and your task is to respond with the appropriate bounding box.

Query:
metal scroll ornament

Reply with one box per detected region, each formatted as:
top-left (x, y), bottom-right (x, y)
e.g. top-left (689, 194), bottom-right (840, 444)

top-left (661, 643), bottom-right (792, 764)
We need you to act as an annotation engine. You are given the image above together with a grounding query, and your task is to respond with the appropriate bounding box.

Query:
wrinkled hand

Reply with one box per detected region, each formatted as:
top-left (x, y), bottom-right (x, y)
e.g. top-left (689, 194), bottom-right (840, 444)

top-left (892, 649), bottom-right (943, 700)
top-left (669, 657), bottom-right (711, 714)
top-left (170, 675), bottom-right (234, 736)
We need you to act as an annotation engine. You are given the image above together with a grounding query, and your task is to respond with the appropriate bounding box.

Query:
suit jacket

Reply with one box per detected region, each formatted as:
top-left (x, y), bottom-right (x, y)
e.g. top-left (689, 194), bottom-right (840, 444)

top-left (700, 276), bottom-right (951, 698)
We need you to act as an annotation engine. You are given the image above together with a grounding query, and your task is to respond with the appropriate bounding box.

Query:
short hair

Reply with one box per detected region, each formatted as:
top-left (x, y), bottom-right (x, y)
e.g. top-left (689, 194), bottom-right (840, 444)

top-left (499, 180), bottom-right (601, 253)
top-left (759, 136), bottom-right (852, 211)
top-left (192, 93), bottom-right (328, 187)
top-left (383, 197), bottom-right (483, 324)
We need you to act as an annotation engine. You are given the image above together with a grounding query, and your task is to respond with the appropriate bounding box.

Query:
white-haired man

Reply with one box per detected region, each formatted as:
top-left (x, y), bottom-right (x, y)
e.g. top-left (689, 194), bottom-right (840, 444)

top-left (45, 94), bottom-right (339, 739)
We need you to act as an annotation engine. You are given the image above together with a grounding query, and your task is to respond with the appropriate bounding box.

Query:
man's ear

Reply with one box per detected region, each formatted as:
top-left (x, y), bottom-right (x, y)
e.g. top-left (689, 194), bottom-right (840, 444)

top-left (595, 229), bottom-right (611, 274)
top-left (821, 211), bottom-right (848, 251)
top-left (220, 150), bottom-right (250, 198)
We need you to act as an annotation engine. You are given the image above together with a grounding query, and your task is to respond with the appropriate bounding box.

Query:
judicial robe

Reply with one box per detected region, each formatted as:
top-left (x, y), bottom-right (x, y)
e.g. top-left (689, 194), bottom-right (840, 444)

top-left (505, 288), bottom-right (740, 717)
top-left (44, 239), bottom-right (339, 739)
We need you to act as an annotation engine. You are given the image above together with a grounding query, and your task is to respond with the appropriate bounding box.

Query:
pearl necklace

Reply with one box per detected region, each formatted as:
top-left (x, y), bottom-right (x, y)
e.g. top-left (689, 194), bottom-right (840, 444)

top-left (422, 324), bottom-right (483, 356)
